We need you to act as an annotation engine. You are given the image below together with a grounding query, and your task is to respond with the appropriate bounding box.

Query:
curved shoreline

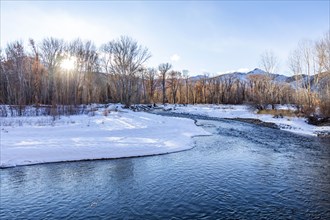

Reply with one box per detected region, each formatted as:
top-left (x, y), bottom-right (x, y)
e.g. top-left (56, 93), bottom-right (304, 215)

top-left (2, 109), bottom-right (328, 168)
top-left (0, 147), bottom-right (194, 169)
top-left (153, 110), bottom-right (330, 138)
top-left (153, 111), bottom-right (278, 129)
top-left (224, 117), bottom-right (278, 129)
top-left (0, 133), bottom-right (212, 169)
top-left (0, 111), bottom-right (210, 168)
top-left (0, 112), bottom-right (281, 169)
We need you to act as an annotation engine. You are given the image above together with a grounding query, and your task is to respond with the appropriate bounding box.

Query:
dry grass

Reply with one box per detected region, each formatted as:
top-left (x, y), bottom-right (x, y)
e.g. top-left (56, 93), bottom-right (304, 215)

top-left (103, 109), bottom-right (110, 116)
top-left (257, 109), bottom-right (297, 117)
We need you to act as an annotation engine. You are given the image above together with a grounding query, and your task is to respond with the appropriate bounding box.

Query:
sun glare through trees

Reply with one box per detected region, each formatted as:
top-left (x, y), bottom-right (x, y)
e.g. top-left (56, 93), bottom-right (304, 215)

top-left (60, 57), bottom-right (76, 71)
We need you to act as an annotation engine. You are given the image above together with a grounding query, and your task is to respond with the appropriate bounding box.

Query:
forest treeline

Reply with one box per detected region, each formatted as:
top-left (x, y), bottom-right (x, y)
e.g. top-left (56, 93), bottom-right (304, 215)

top-left (0, 32), bottom-right (329, 117)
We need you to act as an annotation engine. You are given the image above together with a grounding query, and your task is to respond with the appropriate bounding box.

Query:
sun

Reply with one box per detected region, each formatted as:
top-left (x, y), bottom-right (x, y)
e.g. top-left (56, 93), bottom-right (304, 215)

top-left (61, 57), bottom-right (76, 70)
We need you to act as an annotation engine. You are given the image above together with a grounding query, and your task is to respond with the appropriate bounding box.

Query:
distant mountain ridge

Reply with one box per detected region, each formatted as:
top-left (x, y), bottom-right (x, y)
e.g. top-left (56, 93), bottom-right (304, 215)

top-left (189, 68), bottom-right (330, 92)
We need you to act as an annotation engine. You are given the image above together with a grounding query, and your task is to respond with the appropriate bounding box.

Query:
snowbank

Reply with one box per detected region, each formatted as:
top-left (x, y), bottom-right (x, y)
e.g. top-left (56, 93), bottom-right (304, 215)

top-left (169, 104), bottom-right (330, 137)
top-left (0, 108), bottom-right (210, 168)
top-left (1, 103), bottom-right (328, 168)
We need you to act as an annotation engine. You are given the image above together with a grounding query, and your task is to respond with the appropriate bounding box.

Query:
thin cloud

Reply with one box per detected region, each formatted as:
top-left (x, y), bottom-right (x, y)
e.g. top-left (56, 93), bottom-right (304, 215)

top-left (170, 54), bottom-right (180, 62)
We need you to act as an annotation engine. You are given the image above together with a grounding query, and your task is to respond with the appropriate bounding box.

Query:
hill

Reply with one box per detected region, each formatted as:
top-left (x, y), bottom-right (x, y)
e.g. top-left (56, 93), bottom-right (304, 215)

top-left (190, 68), bottom-right (330, 92)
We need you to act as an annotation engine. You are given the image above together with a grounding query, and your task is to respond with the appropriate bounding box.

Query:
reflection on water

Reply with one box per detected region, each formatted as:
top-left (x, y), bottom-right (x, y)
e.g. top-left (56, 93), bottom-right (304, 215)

top-left (1, 117), bottom-right (330, 219)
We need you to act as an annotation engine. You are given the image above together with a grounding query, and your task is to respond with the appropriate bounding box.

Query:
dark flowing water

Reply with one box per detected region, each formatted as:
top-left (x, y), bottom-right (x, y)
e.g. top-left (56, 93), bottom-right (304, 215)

top-left (1, 114), bottom-right (330, 219)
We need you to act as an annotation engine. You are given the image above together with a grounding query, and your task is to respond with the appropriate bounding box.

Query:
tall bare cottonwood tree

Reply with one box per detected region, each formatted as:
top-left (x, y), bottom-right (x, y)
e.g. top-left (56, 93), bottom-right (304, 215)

top-left (158, 63), bottom-right (172, 104)
top-left (260, 50), bottom-right (279, 109)
top-left (39, 38), bottom-right (64, 104)
top-left (146, 68), bottom-right (158, 103)
top-left (101, 36), bottom-right (151, 107)
top-left (168, 70), bottom-right (181, 104)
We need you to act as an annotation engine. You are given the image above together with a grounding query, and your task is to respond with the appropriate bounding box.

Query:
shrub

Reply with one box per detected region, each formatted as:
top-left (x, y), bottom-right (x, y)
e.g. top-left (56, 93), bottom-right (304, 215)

top-left (257, 109), bottom-right (297, 117)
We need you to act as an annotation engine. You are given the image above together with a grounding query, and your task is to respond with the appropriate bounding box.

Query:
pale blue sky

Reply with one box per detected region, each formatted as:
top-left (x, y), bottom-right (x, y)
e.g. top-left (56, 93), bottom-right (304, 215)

top-left (1, 1), bottom-right (329, 75)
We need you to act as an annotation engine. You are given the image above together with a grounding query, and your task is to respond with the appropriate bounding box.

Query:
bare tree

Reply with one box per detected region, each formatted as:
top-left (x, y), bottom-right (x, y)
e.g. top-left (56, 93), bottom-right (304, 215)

top-left (79, 40), bottom-right (99, 104)
top-left (298, 40), bottom-right (317, 113)
top-left (39, 37), bottom-right (64, 104)
top-left (247, 74), bottom-right (269, 109)
top-left (260, 50), bottom-right (279, 74)
top-left (5, 41), bottom-right (27, 110)
top-left (168, 70), bottom-right (181, 104)
top-left (315, 31), bottom-right (330, 117)
top-left (0, 49), bottom-right (6, 104)
top-left (288, 49), bottom-right (303, 111)
top-left (321, 31), bottom-right (330, 73)
top-left (158, 63), bottom-right (172, 104)
top-left (182, 70), bottom-right (189, 104)
top-left (29, 39), bottom-right (45, 113)
top-left (101, 36), bottom-right (151, 107)
top-left (146, 68), bottom-right (158, 103)
top-left (260, 50), bottom-right (279, 109)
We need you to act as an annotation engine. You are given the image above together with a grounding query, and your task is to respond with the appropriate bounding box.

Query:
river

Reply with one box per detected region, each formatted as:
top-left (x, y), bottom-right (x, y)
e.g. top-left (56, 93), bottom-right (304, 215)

top-left (1, 114), bottom-right (329, 219)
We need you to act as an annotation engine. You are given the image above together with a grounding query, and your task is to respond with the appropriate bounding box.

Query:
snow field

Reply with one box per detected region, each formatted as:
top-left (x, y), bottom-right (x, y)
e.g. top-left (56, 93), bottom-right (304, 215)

top-left (0, 108), bottom-right (210, 167)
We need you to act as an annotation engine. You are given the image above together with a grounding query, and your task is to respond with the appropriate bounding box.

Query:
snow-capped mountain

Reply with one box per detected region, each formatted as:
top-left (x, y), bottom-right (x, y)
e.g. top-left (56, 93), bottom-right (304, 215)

top-left (189, 68), bottom-right (329, 92)
top-left (246, 68), bottom-right (266, 75)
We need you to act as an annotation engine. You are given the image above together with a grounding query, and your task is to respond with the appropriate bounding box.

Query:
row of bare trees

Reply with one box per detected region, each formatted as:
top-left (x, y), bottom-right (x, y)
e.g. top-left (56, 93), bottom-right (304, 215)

top-left (0, 32), bottom-right (329, 116)
top-left (288, 32), bottom-right (330, 116)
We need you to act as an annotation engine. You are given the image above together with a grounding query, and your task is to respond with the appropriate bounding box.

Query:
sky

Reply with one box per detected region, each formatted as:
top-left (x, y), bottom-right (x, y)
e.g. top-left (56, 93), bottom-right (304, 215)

top-left (1, 0), bottom-right (329, 76)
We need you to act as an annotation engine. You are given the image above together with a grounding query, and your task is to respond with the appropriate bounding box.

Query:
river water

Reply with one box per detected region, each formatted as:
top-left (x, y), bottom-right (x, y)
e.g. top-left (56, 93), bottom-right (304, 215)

top-left (1, 114), bottom-right (330, 219)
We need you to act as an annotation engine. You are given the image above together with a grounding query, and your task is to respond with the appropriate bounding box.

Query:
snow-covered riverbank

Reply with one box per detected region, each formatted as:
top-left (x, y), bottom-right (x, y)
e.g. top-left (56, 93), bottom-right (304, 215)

top-left (1, 104), bottom-right (329, 168)
top-left (0, 107), bottom-right (210, 168)
top-left (168, 104), bottom-right (330, 137)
